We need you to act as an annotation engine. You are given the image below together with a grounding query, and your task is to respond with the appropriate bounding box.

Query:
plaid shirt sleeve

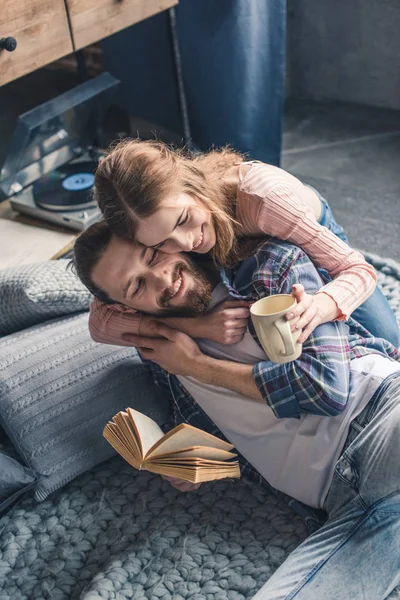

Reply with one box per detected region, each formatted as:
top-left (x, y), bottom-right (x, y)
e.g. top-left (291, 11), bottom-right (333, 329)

top-left (250, 243), bottom-right (352, 419)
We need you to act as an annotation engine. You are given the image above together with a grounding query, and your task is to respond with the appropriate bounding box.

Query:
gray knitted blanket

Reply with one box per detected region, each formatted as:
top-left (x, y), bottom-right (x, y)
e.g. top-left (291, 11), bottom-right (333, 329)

top-left (0, 252), bottom-right (399, 600)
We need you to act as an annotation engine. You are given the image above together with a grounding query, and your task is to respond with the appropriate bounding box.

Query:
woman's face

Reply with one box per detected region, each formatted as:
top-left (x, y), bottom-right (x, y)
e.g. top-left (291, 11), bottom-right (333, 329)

top-left (135, 193), bottom-right (216, 254)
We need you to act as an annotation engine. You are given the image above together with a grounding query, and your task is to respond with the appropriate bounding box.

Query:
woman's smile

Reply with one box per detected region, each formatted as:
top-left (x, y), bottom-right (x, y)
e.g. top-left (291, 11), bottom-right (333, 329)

top-left (192, 226), bottom-right (205, 251)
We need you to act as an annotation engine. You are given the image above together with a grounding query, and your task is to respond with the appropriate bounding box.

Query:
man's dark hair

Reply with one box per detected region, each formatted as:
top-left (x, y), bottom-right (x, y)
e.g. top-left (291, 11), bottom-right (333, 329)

top-left (71, 220), bottom-right (117, 304)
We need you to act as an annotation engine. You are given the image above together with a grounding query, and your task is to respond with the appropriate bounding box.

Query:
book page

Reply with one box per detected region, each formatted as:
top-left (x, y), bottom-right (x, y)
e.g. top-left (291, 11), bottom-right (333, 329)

top-left (127, 408), bottom-right (165, 457)
top-left (147, 423), bottom-right (233, 459)
top-left (103, 425), bottom-right (142, 470)
top-left (149, 458), bottom-right (238, 467)
top-left (144, 461), bottom-right (240, 483)
top-left (152, 446), bottom-right (236, 461)
top-left (113, 413), bottom-right (141, 457)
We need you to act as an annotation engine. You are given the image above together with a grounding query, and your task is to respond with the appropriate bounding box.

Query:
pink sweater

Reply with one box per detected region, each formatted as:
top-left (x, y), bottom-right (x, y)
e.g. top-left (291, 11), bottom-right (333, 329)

top-left (89, 162), bottom-right (376, 345)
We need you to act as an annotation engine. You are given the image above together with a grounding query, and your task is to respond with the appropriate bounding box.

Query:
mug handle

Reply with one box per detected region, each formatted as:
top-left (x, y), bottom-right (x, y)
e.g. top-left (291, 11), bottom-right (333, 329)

top-left (274, 318), bottom-right (295, 356)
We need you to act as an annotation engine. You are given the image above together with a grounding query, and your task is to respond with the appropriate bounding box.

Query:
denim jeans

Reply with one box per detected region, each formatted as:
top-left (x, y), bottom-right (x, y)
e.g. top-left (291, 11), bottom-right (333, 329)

top-left (252, 373), bottom-right (400, 600)
top-left (317, 194), bottom-right (399, 348)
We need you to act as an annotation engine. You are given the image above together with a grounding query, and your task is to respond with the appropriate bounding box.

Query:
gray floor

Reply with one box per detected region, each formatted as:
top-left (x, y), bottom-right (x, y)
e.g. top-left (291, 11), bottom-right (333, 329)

top-left (282, 100), bottom-right (400, 261)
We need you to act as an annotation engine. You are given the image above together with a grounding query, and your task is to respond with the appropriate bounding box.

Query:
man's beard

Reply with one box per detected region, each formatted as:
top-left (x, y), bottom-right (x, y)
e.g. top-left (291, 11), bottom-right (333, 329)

top-left (155, 260), bottom-right (212, 318)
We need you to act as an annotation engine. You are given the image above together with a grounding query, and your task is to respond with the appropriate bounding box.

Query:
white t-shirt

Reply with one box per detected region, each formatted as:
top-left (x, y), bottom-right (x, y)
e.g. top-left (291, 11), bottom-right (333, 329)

top-left (177, 284), bottom-right (400, 508)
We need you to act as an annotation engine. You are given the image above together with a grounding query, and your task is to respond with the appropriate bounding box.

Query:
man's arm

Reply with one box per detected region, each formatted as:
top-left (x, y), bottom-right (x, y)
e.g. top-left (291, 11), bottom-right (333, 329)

top-left (248, 243), bottom-right (351, 418)
top-left (126, 323), bottom-right (264, 401)
top-left (185, 355), bottom-right (263, 401)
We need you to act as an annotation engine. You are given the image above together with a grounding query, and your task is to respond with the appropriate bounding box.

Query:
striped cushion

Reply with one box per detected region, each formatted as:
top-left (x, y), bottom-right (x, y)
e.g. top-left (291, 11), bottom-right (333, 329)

top-left (0, 312), bottom-right (171, 503)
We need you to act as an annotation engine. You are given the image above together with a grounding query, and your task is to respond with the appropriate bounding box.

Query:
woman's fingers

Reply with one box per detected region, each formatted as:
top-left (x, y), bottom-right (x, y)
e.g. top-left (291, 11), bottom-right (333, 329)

top-left (222, 300), bottom-right (252, 309)
top-left (230, 334), bottom-right (246, 344)
top-left (288, 316), bottom-right (301, 333)
top-left (225, 308), bottom-right (250, 319)
top-left (291, 284), bottom-right (305, 301)
top-left (226, 319), bottom-right (248, 330)
top-left (292, 305), bottom-right (318, 331)
top-left (298, 315), bottom-right (322, 344)
top-left (287, 292), bottom-right (312, 322)
top-left (222, 328), bottom-right (247, 345)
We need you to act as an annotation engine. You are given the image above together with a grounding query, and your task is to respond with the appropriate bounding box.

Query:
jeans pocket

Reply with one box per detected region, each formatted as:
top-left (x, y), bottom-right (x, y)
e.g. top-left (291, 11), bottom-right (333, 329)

top-left (335, 453), bottom-right (359, 489)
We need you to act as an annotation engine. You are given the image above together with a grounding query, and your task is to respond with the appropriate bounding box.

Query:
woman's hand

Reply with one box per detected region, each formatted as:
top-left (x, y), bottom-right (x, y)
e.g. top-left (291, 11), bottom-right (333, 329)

top-left (286, 284), bottom-right (325, 343)
top-left (162, 475), bottom-right (202, 492)
top-left (198, 300), bottom-right (250, 345)
top-left (132, 301), bottom-right (250, 346)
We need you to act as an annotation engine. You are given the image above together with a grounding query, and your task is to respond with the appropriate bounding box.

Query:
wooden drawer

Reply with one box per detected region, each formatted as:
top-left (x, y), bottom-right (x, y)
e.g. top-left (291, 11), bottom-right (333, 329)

top-left (67, 0), bottom-right (178, 51)
top-left (0, 0), bottom-right (73, 86)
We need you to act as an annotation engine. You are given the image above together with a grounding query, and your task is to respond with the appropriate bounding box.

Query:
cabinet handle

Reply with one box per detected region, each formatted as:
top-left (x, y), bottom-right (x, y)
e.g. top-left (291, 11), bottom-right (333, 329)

top-left (0, 37), bottom-right (17, 52)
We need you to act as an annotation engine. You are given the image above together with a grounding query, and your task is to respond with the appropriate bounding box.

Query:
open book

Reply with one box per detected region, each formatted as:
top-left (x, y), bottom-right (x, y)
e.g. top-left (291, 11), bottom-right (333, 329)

top-left (103, 408), bottom-right (241, 483)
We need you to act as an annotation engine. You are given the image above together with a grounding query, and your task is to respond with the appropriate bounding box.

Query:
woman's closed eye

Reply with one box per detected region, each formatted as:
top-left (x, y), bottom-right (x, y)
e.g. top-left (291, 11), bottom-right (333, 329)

top-left (148, 248), bottom-right (161, 266)
top-left (150, 211), bottom-right (191, 251)
top-left (178, 210), bottom-right (190, 227)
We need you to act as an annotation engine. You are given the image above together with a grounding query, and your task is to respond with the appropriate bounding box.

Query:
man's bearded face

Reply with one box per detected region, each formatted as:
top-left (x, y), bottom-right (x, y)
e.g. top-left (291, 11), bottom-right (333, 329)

top-left (91, 237), bottom-right (213, 316)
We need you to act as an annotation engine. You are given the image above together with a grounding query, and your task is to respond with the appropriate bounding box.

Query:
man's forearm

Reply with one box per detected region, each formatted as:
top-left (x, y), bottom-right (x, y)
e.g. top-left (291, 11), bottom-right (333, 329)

top-left (194, 356), bottom-right (264, 402)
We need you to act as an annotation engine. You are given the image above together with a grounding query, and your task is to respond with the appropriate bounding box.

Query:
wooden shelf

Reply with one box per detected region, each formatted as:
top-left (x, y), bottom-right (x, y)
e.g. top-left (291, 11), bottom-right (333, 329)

top-left (0, 0), bottom-right (73, 86)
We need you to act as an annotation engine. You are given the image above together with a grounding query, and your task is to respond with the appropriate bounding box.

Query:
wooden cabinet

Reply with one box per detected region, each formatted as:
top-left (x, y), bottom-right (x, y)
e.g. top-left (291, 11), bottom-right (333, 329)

top-left (0, 0), bottom-right (178, 86)
top-left (0, 0), bottom-right (73, 86)
top-left (67, 0), bottom-right (178, 51)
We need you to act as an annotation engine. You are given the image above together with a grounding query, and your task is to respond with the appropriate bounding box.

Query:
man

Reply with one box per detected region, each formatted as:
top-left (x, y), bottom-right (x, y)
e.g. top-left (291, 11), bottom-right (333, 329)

top-left (73, 221), bottom-right (400, 599)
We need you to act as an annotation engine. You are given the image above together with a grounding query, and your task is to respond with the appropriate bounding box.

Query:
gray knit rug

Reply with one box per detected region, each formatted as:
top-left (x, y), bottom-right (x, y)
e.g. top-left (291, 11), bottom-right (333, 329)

top-left (0, 253), bottom-right (399, 600)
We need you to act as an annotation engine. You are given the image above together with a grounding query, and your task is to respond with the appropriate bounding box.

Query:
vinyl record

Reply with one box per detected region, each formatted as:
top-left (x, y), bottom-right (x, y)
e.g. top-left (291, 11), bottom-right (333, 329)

top-left (33, 161), bottom-right (97, 211)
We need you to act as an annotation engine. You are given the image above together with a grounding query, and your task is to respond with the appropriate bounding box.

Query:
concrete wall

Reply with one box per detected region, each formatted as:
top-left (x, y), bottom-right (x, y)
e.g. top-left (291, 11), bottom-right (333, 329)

top-left (286, 0), bottom-right (400, 110)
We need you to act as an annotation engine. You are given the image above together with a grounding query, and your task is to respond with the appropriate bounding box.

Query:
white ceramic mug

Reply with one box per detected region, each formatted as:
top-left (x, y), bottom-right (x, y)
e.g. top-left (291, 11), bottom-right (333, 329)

top-left (250, 294), bottom-right (302, 364)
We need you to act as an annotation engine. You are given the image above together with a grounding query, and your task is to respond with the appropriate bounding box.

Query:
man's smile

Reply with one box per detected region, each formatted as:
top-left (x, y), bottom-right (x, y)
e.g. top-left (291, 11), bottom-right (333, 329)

top-left (160, 264), bottom-right (188, 307)
top-left (169, 270), bottom-right (183, 299)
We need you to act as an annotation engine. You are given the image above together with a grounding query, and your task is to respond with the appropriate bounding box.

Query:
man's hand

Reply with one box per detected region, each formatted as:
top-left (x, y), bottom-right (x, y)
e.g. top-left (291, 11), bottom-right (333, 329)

top-left (124, 322), bottom-right (262, 402)
top-left (162, 475), bottom-right (202, 492)
top-left (137, 315), bottom-right (167, 338)
top-left (123, 321), bottom-right (205, 375)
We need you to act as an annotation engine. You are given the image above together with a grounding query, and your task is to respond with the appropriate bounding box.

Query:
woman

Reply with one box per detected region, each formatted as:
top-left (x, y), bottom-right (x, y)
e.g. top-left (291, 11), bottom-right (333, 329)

top-left (88, 139), bottom-right (399, 348)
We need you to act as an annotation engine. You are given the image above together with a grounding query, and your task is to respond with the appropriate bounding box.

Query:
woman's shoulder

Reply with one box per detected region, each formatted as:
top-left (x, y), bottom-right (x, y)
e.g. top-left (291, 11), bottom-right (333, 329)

top-left (238, 161), bottom-right (296, 196)
top-left (235, 162), bottom-right (316, 235)
top-left (235, 163), bottom-right (291, 231)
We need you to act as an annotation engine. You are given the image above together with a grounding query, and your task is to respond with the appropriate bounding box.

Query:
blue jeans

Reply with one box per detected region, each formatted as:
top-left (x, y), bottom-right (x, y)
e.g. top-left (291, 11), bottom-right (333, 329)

top-left (253, 373), bottom-right (400, 599)
top-left (317, 195), bottom-right (399, 347)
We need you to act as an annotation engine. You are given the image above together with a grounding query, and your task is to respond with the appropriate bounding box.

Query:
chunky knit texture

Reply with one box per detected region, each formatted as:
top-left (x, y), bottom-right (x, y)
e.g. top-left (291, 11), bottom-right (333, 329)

top-left (0, 260), bottom-right (92, 337)
top-left (0, 252), bottom-right (399, 600)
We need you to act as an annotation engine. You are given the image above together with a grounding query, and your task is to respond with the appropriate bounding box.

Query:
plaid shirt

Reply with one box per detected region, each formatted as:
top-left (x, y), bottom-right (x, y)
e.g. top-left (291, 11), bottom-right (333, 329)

top-left (218, 241), bottom-right (398, 418)
top-left (150, 239), bottom-right (398, 528)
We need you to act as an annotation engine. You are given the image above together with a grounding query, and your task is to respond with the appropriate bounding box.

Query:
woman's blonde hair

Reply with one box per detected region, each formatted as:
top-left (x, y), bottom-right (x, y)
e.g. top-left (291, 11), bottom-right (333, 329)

top-left (94, 139), bottom-right (245, 266)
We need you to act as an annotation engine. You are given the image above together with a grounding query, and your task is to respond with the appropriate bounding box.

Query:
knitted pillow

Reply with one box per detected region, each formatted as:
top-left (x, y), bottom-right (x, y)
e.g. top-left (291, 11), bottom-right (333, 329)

top-left (0, 312), bottom-right (171, 509)
top-left (0, 260), bottom-right (92, 337)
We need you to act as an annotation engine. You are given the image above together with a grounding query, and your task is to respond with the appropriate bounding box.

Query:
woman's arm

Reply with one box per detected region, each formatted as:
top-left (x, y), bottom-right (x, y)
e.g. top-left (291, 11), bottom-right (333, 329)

top-left (90, 298), bottom-right (250, 347)
top-left (89, 298), bottom-right (142, 346)
top-left (145, 300), bottom-right (250, 345)
top-left (238, 165), bottom-right (376, 321)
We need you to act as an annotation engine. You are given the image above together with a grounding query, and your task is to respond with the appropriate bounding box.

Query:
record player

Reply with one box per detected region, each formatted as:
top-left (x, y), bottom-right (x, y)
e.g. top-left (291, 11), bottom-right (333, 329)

top-left (0, 72), bottom-right (119, 231)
